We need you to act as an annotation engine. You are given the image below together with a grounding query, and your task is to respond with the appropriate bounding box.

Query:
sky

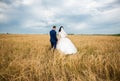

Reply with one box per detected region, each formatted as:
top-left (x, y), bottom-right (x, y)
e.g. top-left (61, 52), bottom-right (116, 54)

top-left (0, 0), bottom-right (120, 34)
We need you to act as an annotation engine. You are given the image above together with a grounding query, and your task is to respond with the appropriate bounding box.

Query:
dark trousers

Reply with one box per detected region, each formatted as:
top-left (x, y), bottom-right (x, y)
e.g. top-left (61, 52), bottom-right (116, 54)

top-left (50, 41), bottom-right (57, 49)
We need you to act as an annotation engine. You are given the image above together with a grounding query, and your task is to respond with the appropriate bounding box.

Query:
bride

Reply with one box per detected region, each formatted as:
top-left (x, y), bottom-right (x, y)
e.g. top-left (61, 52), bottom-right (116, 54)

top-left (56, 26), bottom-right (77, 54)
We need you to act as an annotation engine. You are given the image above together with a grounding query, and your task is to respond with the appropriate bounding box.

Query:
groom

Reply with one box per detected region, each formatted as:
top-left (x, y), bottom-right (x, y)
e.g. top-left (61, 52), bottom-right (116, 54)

top-left (49, 26), bottom-right (58, 50)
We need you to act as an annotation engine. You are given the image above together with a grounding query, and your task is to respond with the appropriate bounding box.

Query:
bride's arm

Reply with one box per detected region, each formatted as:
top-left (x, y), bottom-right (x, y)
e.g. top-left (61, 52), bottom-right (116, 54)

top-left (58, 32), bottom-right (61, 40)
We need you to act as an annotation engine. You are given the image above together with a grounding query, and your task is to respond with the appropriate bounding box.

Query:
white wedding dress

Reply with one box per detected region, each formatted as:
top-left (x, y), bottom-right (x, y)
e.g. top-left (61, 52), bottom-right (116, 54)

top-left (56, 28), bottom-right (77, 54)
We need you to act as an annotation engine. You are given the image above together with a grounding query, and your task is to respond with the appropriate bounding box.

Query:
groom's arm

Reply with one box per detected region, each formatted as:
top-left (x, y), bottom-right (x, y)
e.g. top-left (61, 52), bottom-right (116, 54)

top-left (55, 32), bottom-right (58, 41)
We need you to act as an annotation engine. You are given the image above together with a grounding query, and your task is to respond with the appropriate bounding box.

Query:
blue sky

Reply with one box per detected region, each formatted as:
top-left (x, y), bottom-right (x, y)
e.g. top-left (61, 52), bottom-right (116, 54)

top-left (0, 0), bottom-right (120, 34)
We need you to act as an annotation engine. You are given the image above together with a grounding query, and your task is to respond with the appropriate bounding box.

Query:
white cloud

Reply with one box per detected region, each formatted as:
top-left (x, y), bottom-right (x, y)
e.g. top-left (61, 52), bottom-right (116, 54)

top-left (0, 13), bottom-right (8, 23)
top-left (22, 0), bottom-right (35, 5)
top-left (0, 0), bottom-right (120, 34)
top-left (23, 20), bottom-right (47, 29)
top-left (0, 2), bottom-right (9, 9)
top-left (74, 22), bottom-right (88, 30)
top-left (30, 7), bottom-right (55, 19)
top-left (0, 2), bottom-right (10, 23)
top-left (89, 7), bottom-right (120, 24)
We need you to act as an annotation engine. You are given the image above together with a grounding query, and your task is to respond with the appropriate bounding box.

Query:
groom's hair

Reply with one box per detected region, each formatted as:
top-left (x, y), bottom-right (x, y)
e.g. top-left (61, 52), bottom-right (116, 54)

top-left (53, 26), bottom-right (56, 28)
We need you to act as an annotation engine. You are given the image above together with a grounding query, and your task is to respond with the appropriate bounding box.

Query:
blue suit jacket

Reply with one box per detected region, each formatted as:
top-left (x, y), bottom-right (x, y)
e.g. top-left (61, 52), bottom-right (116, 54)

top-left (50, 30), bottom-right (58, 42)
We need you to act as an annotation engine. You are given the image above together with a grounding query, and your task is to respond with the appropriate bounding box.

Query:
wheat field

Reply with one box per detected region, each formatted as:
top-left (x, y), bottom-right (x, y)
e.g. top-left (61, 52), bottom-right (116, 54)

top-left (0, 34), bottom-right (120, 81)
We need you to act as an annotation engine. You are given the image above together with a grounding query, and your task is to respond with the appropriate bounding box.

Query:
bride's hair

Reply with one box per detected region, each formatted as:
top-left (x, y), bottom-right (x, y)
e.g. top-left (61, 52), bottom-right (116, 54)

top-left (59, 26), bottom-right (63, 32)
